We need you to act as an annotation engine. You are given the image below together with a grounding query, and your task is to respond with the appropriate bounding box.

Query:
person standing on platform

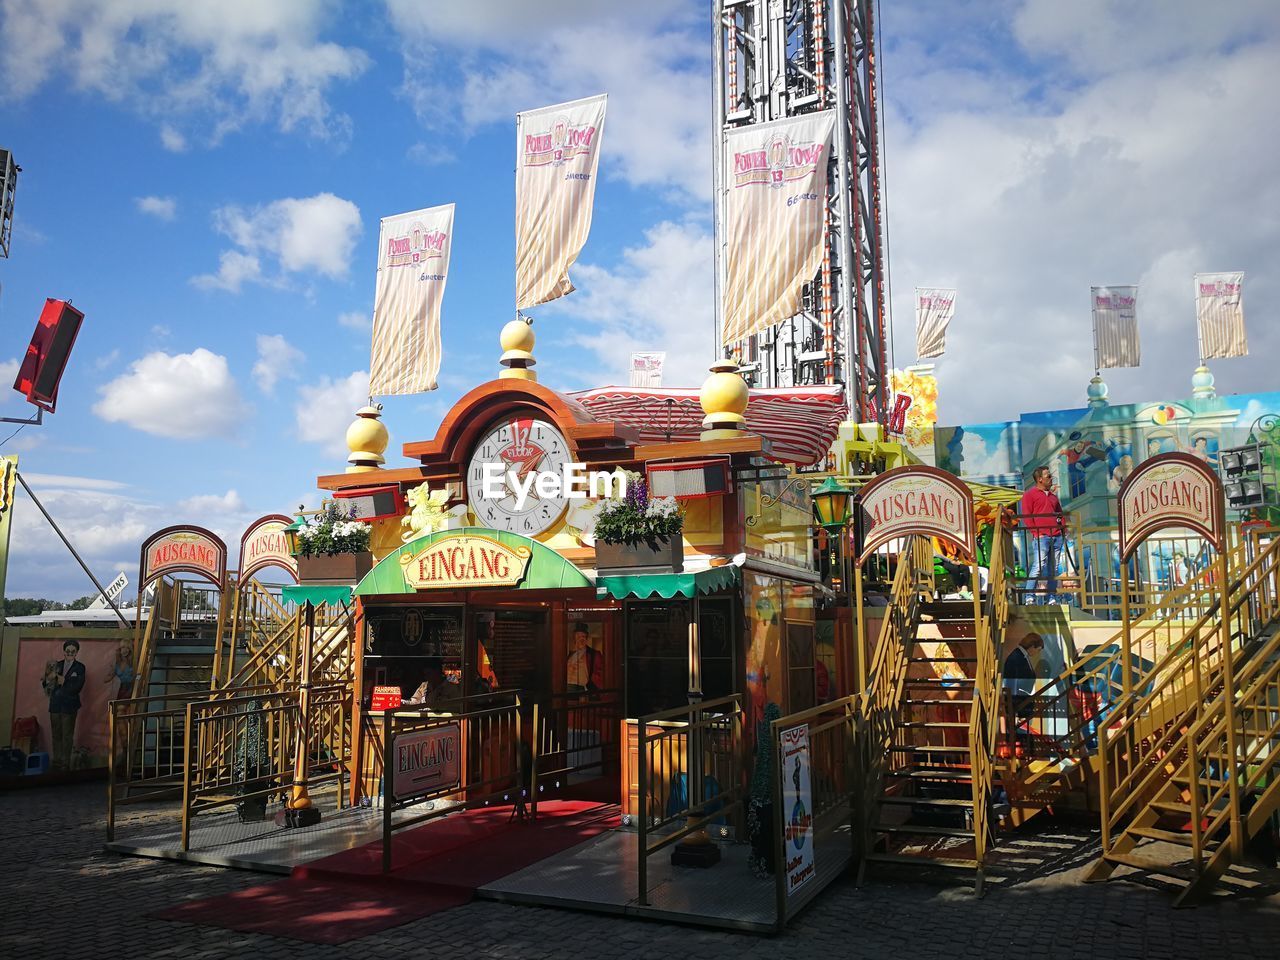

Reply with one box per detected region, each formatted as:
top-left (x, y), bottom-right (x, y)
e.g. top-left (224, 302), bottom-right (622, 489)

top-left (45, 640), bottom-right (86, 771)
top-left (1020, 466), bottom-right (1068, 604)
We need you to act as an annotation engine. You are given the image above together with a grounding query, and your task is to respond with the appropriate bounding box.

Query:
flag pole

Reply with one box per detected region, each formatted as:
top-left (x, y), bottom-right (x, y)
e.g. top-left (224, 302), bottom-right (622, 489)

top-left (1090, 286), bottom-right (1100, 375)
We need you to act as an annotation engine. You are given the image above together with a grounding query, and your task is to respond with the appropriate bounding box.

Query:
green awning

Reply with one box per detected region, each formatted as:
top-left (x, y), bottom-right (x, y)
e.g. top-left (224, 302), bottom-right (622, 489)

top-left (281, 584), bottom-right (353, 608)
top-left (354, 527), bottom-right (593, 597)
top-left (596, 564), bottom-right (740, 601)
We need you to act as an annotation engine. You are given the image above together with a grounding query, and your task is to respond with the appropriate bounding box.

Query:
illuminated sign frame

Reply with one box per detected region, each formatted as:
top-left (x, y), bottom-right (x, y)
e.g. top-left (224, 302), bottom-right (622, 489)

top-left (1117, 452), bottom-right (1225, 561)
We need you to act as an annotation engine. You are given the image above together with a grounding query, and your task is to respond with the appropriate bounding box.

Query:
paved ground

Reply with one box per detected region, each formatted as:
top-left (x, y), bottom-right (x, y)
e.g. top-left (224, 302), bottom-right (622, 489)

top-left (2, 782), bottom-right (1278, 960)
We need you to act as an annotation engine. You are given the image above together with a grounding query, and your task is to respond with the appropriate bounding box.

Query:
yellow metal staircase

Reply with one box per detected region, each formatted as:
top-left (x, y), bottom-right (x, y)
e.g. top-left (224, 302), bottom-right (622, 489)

top-left (857, 530), bottom-right (1011, 893)
top-left (1085, 536), bottom-right (1280, 904)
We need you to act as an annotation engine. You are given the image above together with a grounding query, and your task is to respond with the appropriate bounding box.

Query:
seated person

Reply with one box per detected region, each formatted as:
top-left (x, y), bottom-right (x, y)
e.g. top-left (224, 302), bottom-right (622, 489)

top-left (407, 657), bottom-right (461, 713)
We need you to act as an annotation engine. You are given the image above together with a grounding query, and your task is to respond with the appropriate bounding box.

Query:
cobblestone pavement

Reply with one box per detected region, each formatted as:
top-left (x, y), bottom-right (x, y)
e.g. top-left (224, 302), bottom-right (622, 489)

top-left (2, 782), bottom-right (1278, 960)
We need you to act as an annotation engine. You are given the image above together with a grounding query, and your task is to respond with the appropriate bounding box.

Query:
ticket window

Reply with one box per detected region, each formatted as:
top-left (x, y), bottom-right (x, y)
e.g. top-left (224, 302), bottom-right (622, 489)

top-left (363, 605), bottom-right (463, 706)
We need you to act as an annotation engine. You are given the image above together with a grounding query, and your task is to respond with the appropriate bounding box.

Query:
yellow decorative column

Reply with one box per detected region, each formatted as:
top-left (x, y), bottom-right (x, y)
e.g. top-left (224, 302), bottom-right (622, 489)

top-left (499, 318), bottom-right (537, 381)
top-left (346, 404), bottom-right (389, 473)
top-left (699, 360), bottom-right (749, 441)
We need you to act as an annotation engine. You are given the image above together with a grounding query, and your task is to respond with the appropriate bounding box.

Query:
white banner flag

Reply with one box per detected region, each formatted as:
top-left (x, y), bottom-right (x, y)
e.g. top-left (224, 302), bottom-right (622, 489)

top-left (515, 94), bottom-right (607, 311)
top-left (1195, 272), bottom-right (1247, 359)
top-left (629, 352), bottom-right (665, 388)
top-left (914, 287), bottom-right (955, 359)
top-left (722, 111), bottom-right (836, 345)
top-left (369, 204), bottom-right (454, 396)
top-left (1091, 285), bottom-right (1140, 369)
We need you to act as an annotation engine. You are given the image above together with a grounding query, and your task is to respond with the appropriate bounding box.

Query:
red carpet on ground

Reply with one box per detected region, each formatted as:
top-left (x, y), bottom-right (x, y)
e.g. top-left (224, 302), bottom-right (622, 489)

top-left (151, 799), bottom-right (619, 944)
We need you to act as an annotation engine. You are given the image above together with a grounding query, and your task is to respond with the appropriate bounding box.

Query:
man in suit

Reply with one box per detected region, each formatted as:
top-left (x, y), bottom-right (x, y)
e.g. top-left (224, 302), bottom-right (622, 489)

top-left (46, 640), bottom-right (86, 771)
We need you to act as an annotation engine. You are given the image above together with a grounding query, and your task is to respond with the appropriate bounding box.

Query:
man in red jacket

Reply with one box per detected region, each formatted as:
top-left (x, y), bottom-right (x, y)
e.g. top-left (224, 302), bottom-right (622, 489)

top-left (1020, 466), bottom-right (1068, 604)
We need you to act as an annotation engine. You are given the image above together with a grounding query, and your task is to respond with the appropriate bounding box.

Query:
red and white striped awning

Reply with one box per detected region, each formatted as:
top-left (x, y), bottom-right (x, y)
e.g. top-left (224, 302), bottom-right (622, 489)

top-left (569, 385), bottom-right (846, 466)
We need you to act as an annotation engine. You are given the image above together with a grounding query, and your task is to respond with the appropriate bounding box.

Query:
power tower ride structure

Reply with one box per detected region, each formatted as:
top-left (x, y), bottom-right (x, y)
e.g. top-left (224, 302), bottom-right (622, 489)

top-left (712, 0), bottom-right (890, 424)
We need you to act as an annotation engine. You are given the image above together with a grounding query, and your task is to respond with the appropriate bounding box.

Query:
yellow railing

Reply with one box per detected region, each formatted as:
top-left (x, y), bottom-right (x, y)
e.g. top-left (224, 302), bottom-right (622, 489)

top-left (969, 523), bottom-right (1014, 892)
top-left (1094, 538), bottom-right (1280, 865)
top-left (854, 535), bottom-right (932, 869)
top-left (1012, 532), bottom-right (1255, 769)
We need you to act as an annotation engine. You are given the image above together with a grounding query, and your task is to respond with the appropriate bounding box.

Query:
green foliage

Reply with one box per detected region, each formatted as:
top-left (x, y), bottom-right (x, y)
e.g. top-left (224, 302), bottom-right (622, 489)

top-left (592, 478), bottom-right (683, 547)
top-left (296, 502), bottom-right (371, 558)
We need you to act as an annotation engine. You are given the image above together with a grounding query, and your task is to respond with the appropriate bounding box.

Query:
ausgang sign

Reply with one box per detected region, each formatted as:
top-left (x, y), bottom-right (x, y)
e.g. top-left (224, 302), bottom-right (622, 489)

top-left (855, 465), bottom-right (975, 564)
top-left (240, 514), bottom-right (298, 582)
top-left (140, 525), bottom-right (227, 588)
top-left (1118, 452), bottom-right (1224, 561)
top-left (400, 533), bottom-right (533, 590)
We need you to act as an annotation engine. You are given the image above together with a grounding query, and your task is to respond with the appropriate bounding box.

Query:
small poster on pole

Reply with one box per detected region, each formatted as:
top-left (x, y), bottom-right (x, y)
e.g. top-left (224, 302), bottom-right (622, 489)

top-left (780, 723), bottom-right (815, 895)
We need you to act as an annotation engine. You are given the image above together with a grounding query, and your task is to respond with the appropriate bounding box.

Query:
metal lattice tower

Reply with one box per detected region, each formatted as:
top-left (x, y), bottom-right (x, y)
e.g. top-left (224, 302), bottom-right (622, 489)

top-left (712, 0), bottom-right (889, 423)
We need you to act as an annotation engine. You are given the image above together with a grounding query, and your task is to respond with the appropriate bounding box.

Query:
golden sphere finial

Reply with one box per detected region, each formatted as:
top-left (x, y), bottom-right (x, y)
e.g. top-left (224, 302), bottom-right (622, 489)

top-left (700, 360), bottom-right (749, 439)
top-left (499, 316), bottom-right (538, 381)
top-left (346, 403), bottom-right (388, 473)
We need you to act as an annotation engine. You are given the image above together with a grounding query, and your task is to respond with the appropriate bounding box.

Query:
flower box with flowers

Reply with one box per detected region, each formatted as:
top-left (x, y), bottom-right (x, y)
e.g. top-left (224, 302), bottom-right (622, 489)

top-left (295, 503), bottom-right (374, 584)
top-left (592, 479), bottom-right (684, 573)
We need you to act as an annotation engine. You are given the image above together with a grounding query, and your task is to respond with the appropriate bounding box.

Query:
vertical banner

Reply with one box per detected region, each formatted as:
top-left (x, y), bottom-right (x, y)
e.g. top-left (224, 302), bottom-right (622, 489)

top-left (1091, 285), bottom-right (1141, 369)
top-left (628, 352), bottom-right (665, 388)
top-left (722, 110), bottom-right (836, 345)
top-left (515, 94), bottom-right (608, 310)
top-left (780, 723), bottom-right (815, 895)
top-left (370, 204), bottom-right (454, 396)
top-left (1195, 272), bottom-right (1248, 359)
top-left (914, 288), bottom-right (955, 360)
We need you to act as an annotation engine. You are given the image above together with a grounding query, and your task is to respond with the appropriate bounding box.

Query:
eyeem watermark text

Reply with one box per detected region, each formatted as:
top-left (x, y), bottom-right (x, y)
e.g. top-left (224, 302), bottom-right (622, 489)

top-left (480, 463), bottom-right (625, 510)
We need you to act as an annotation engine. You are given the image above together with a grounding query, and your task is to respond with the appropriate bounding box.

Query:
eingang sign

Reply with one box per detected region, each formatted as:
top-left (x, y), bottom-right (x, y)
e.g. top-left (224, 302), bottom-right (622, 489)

top-left (392, 723), bottom-right (462, 801)
top-left (1118, 452), bottom-right (1224, 560)
top-left (400, 533), bottom-right (533, 590)
top-left (855, 465), bottom-right (975, 563)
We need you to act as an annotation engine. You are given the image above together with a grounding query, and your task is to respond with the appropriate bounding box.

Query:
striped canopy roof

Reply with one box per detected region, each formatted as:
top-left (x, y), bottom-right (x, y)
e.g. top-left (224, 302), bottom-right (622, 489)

top-left (569, 384), bottom-right (846, 466)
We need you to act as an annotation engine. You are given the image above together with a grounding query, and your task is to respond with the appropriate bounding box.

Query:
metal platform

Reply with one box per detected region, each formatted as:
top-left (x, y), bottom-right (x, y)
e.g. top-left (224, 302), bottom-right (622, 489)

top-left (480, 827), bottom-right (839, 933)
top-left (106, 787), bottom-right (429, 874)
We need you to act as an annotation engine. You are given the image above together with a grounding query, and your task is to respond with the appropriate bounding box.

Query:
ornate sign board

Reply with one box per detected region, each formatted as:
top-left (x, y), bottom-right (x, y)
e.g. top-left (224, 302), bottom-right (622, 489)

top-left (855, 465), bottom-right (975, 564)
top-left (400, 533), bottom-right (533, 591)
top-left (1118, 452), bottom-right (1225, 561)
top-left (140, 525), bottom-right (227, 588)
top-left (393, 722), bottom-right (462, 801)
top-left (239, 514), bottom-right (298, 582)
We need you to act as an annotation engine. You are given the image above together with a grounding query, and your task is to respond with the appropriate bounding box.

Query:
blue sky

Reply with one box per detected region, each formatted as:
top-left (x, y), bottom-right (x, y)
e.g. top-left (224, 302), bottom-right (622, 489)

top-left (1, 1), bottom-right (1277, 599)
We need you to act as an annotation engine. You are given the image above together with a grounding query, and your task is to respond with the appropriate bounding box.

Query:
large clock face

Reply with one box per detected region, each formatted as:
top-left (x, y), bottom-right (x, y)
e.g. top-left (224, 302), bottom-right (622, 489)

top-left (465, 417), bottom-right (573, 538)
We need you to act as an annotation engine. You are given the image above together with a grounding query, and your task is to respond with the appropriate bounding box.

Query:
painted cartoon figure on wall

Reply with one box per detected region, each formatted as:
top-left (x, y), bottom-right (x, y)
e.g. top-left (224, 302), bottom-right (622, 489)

top-left (1062, 431), bottom-right (1107, 499)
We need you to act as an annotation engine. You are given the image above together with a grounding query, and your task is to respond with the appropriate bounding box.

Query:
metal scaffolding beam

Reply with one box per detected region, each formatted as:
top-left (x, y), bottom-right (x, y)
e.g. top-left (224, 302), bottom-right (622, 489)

top-left (712, 0), bottom-right (888, 423)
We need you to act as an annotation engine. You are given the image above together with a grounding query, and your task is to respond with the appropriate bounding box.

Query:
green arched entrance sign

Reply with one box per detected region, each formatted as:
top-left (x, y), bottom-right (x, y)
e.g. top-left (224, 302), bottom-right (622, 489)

top-left (353, 527), bottom-right (592, 597)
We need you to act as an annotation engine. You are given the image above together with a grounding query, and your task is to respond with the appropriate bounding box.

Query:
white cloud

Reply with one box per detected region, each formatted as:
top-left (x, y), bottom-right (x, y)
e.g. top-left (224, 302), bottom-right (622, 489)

top-left (878, 1), bottom-right (1280, 423)
top-left (94, 348), bottom-right (120, 371)
top-left (540, 220), bottom-right (715, 389)
top-left (22, 473), bottom-right (127, 492)
top-left (338, 310), bottom-right (370, 331)
top-left (294, 369), bottom-right (369, 457)
top-left (0, 357), bottom-right (19, 409)
top-left (195, 193), bottom-right (362, 290)
top-left (179, 489), bottom-right (245, 514)
top-left (93, 348), bottom-right (249, 438)
top-left (388, 2), bottom-right (711, 199)
top-left (252, 333), bottom-right (304, 394)
top-left (6, 478), bottom-right (260, 599)
top-left (191, 250), bottom-right (263, 292)
top-left (159, 125), bottom-right (187, 152)
top-left (135, 195), bottom-right (177, 221)
top-left (0, 0), bottom-right (369, 143)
